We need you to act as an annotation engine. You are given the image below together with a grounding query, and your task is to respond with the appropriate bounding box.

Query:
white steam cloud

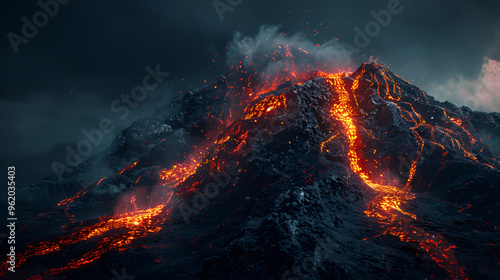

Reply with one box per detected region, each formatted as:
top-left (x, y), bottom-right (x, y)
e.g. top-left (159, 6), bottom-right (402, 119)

top-left (430, 58), bottom-right (500, 112)
top-left (226, 25), bottom-right (355, 78)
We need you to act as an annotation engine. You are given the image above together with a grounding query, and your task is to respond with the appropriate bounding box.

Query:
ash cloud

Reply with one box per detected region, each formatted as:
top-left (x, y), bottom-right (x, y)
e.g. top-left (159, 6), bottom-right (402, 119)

top-left (226, 25), bottom-right (354, 79)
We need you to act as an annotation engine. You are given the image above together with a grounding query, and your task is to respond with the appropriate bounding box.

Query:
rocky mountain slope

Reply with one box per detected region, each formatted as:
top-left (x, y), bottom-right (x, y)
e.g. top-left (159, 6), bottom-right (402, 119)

top-left (3, 62), bottom-right (499, 280)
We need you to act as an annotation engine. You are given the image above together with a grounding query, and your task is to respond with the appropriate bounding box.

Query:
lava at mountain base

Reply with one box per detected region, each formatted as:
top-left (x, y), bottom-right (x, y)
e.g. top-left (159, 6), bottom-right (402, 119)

top-left (2, 63), bottom-right (499, 280)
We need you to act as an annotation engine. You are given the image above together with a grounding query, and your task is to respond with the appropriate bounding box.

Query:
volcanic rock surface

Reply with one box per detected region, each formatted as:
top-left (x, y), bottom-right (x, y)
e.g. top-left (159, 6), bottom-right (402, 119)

top-left (3, 63), bottom-right (500, 280)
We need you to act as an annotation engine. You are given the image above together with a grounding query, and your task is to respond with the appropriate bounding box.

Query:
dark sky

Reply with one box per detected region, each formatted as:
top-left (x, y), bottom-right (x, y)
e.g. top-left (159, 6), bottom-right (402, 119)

top-left (1, 0), bottom-right (499, 184)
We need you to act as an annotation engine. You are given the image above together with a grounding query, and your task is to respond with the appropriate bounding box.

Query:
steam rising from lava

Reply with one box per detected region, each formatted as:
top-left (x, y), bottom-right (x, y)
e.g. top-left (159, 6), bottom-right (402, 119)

top-left (227, 25), bottom-right (354, 81)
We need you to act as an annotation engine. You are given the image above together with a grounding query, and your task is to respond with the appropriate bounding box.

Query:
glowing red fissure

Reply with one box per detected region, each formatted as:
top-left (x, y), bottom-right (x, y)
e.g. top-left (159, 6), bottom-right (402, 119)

top-left (321, 70), bottom-right (467, 279)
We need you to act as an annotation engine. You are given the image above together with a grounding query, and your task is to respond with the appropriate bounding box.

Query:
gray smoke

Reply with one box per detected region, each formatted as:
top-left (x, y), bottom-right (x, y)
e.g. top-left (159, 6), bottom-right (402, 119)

top-left (227, 25), bottom-right (355, 79)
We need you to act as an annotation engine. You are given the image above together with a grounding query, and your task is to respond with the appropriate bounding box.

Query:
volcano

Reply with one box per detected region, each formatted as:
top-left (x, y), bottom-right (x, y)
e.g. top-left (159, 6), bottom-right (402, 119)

top-left (2, 62), bottom-right (499, 280)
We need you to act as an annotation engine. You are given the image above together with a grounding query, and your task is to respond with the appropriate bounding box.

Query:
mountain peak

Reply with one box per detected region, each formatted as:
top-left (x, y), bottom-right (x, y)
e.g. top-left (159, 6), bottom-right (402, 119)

top-left (6, 63), bottom-right (499, 280)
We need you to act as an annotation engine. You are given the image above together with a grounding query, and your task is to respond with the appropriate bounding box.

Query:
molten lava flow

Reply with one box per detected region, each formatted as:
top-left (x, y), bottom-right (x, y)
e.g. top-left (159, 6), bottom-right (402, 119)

top-left (320, 132), bottom-right (341, 153)
top-left (244, 93), bottom-right (287, 120)
top-left (0, 194), bottom-right (172, 279)
top-left (57, 183), bottom-right (91, 207)
top-left (1, 152), bottom-right (208, 278)
top-left (3, 62), bottom-right (486, 279)
top-left (159, 154), bottom-right (202, 188)
top-left (57, 161), bottom-right (140, 208)
top-left (322, 70), bottom-right (468, 279)
top-left (118, 161), bottom-right (138, 174)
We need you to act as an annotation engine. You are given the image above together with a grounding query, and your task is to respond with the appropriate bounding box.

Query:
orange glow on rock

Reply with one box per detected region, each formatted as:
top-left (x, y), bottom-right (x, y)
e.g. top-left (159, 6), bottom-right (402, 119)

top-left (158, 155), bottom-right (202, 188)
top-left (321, 68), bottom-right (467, 279)
top-left (244, 94), bottom-right (287, 120)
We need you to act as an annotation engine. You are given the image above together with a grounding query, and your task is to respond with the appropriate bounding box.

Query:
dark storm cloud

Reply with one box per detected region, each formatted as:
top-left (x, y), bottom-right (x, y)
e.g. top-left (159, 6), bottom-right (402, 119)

top-left (1, 0), bottom-right (499, 183)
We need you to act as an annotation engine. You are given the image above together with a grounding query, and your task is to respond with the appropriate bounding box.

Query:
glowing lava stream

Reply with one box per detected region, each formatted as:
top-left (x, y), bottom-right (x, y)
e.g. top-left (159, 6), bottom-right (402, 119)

top-left (0, 158), bottom-right (195, 279)
top-left (0, 116), bottom-right (227, 278)
top-left (0, 65), bottom-right (476, 279)
top-left (323, 72), bottom-right (467, 279)
top-left (0, 135), bottom-right (218, 279)
top-left (0, 195), bottom-right (172, 279)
